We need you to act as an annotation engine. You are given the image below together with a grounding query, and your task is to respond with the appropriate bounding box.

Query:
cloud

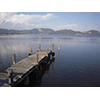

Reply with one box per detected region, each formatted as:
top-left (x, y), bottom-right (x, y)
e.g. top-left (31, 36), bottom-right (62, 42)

top-left (0, 12), bottom-right (100, 32)
top-left (6, 13), bottom-right (56, 24)
top-left (0, 12), bottom-right (58, 30)
top-left (51, 23), bottom-right (80, 31)
top-left (50, 24), bottom-right (100, 32)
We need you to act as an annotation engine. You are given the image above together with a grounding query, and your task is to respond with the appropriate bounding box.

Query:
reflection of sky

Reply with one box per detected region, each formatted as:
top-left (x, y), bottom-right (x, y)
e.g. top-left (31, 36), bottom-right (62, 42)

top-left (0, 42), bottom-right (29, 55)
top-left (0, 35), bottom-right (100, 71)
top-left (0, 35), bottom-right (56, 71)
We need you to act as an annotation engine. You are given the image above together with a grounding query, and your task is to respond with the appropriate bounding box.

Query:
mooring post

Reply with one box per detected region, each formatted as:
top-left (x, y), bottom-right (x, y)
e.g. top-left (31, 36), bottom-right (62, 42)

top-left (52, 44), bottom-right (54, 52)
top-left (46, 49), bottom-right (48, 56)
top-left (37, 54), bottom-right (38, 63)
top-left (40, 65), bottom-right (42, 71)
top-left (49, 41), bottom-right (51, 50)
top-left (58, 41), bottom-right (60, 50)
top-left (38, 44), bottom-right (41, 51)
top-left (12, 53), bottom-right (16, 64)
top-left (8, 69), bottom-right (13, 86)
top-left (23, 76), bottom-right (29, 86)
top-left (46, 71), bottom-right (48, 79)
top-left (30, 48), bottom-right (32, 55)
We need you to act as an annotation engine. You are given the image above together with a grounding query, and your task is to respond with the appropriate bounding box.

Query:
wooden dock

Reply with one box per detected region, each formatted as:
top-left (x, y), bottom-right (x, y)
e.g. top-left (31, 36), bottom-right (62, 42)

top-left (0, 44), bottom-right (55, 87)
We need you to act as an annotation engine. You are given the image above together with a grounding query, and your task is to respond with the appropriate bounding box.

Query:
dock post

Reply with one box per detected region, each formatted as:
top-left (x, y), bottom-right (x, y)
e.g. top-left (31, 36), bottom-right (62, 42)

top-left (12, 53), bottom-right (16, 64)
top-left (8, 69), bottom-right (13, 86)
top-left (37, 54), bottom-right (38, 63)
top-left (49, 41), bottom-right (51, 50)
top-left (52, 44), bottom-right (54, 52)
top-left (52, 44), bottom-right (55, 58)
top-left (38, 44), bottom-right (41, 51)
top-left (23, 76), bottom-right (29, 86)
top-left (30, 48), bottom-right (32, 55)
top-left (46, 71), bottom-right (48, 79)
top-left (46, 49), bottom-right (48, 56)
top-left (58, 41), bottom-right (60, 50)
top-left (40, 65), bottom-right (42, 71)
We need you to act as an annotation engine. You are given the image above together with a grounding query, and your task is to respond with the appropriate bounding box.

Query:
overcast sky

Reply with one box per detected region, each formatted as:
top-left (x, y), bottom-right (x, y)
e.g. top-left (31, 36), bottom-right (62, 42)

top-left (0, 12), bottom-right (100, 32)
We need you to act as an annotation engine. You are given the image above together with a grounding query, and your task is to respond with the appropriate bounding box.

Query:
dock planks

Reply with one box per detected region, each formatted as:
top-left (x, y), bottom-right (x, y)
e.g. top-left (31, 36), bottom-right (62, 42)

top-left (0, 49), bottom-right (52, 87)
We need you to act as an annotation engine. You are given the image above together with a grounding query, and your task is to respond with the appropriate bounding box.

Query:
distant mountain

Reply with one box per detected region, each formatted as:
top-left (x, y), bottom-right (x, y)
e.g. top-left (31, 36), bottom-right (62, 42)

top-left (82, 30), bottom-right (100, 36)
top-left (0, 28), bottom-right (100, 36)
top-left (27, 28), bottom-right (55, 34)
top-left (55, 29), bottom-right (82, 35)
top-left (0, 28), bottom-right (55, 34)
top-left (0, 28), bottom-right (29, 34)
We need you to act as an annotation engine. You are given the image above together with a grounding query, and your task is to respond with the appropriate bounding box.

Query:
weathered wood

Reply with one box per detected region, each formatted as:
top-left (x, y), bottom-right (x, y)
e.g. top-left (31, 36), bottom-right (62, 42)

top-left (52, 44), bottom-right (54, 52)
top-left (23, 76), bottom-right (29, 86)
top-left (0, 49), bottom-right (54, 87)
top-left (49, 41), bottom-right (51, 50)
top-left (46, 49), bottom-right (48, 56)
top-left (38, 44), bottom-right (41, 51)
top-left (8, 69), bottom-right (13, 86)
top-left (37, 54), bottom-right (39, 63)
top-left (46, 71), bottom-right (48, 79)
top-left (30, 48), bottom-right (32, 55)
top-left (12, 53), bottom-right (16, 64)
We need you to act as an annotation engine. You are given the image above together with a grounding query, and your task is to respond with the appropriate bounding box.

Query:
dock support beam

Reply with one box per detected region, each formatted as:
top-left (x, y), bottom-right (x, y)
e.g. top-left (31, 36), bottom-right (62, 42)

top-left (12, 53), bottom-right (16, 64)
top-left (30, 48), bottom-right (32, 55)
top-left (8, 69), bottom-right (13, 86)
top-left (49, 41), bottom-right (51, 50)
top-left (46, 49), bottom-right (48, 56)
top-left (37, 54), bottom-right (39, 63)
top-left (52, 44), bottom-right (54, 52)
top-left (38, 44), bottom-right (41, 51)
top-left (23, 76), bottom-right (29, 86)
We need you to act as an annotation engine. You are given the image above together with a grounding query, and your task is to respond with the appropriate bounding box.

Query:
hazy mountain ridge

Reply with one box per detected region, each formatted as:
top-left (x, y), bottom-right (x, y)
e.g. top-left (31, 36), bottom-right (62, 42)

top-left (0, 28), bottom-right (100, 36)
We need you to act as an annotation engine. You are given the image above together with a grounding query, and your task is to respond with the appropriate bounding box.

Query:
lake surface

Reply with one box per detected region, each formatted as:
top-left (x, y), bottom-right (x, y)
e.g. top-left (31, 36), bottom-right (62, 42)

top-left (0, 34), bottom-right (100, 87)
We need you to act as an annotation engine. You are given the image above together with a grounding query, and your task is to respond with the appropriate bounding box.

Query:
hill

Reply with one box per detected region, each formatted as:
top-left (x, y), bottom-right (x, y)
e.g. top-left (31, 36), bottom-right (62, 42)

top-left (0, 28), bottom-right (100, 36)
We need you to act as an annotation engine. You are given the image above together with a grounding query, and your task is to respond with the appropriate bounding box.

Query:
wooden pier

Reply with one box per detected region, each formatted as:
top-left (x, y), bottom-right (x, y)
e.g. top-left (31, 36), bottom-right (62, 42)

top-left (0, 44), bottom-right (55, 87)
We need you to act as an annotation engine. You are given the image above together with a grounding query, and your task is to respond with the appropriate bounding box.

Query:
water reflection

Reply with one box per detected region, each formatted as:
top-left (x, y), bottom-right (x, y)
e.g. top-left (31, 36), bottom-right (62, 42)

top-left (57, 50), bottom-right (60, 59)
top-left (46, 71), bottom-right (49, 79)
top-left (17, 58), bottom-right (55, 87)
top-left (1, 35), bottom-right (100, 86)
top-left (51, 59), bottom-right (54, 72)
top-left (0, 35), bottom-right (55, 71)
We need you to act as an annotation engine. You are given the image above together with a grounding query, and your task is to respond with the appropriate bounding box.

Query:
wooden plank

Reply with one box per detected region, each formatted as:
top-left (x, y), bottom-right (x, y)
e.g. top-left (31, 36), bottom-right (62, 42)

top-left (0, 49), bottom-right (53, 87)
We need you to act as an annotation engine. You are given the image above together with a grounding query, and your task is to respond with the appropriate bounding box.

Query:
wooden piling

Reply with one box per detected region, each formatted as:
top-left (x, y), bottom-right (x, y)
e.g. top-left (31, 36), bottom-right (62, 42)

top-left (46, 49), bottom-right (48, 56)
top-left (49, 41), bottom-right (51, 50)
top-left (12, 53), bottom-right (16, 64)
top-left (23, 76), bottom-right (29, 86)
top-left (40, 65), bottom-right (42, 71)
top-left (8, 69), bottom-right (13, 86)
top-left (58, 41), bottom-right (60, 50)
top-left (52, 44), bottom-right (54, 52)
top-left (46, 71), bottom-right (48, 79)
top-left (0, 46), bottom-right (55, 87)
top-left (30, 48), bottom-right (32, 55)
top-left (37, 54), bottom-right (38, 63)
top-left (38, 44), bottom-right (41, 51)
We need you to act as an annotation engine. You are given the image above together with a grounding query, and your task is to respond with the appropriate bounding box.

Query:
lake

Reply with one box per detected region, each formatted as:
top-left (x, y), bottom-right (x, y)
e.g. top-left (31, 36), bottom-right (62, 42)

top-left (0, 34), bottom-right (100, 87)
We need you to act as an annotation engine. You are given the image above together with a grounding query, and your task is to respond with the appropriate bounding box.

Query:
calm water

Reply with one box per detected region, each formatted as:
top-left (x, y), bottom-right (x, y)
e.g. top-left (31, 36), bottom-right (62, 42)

top-left (0, 34), bottom-right (100, 86)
